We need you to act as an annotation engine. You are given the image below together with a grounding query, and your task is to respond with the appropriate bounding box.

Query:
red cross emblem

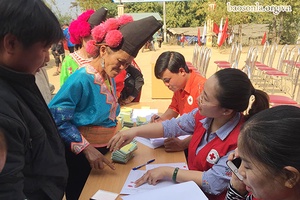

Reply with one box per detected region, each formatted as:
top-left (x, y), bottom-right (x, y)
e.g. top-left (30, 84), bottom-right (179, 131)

top-left (209, 153), bottom-right (216, 160)
top-left (206, 149), bottom-right (220, 164)
top-left (187, 95), bottom-right (193, 105)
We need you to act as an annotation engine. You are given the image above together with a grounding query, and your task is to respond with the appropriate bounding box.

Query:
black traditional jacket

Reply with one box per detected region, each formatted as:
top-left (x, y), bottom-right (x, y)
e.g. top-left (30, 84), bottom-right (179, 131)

top-left (0, 65), bottom-right (68, 200)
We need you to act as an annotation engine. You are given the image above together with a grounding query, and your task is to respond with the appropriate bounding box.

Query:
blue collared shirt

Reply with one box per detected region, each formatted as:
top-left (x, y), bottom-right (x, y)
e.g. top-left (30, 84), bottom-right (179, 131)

top-left (162, 108), bottom-right (241, 195)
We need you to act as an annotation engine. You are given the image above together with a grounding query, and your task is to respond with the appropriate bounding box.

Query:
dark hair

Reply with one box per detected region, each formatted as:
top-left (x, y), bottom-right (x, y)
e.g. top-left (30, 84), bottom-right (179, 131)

top-left (214, 68), bottom-right (269, 119)
top-left (154, 51), bottom-right (189, 79)
top-left (239, 105), bottom-right (300, 174)
top-left (0, 0), bottom-right (63, 47)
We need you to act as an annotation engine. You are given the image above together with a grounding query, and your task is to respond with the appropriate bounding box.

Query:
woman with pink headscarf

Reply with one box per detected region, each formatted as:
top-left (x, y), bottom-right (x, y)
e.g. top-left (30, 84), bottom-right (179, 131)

top-left (60, 8), bottom-right (107, 86)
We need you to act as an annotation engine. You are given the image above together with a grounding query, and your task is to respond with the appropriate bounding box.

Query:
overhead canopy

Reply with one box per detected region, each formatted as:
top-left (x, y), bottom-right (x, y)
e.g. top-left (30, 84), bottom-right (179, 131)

top-left (168, 27), bottom-right (203, 36)
top-left (167, 23), bottom-right (269, 37)
top-left (232, 24), bottom-right (268, 38)
top-left (126, 13), bottom-right (162, 21)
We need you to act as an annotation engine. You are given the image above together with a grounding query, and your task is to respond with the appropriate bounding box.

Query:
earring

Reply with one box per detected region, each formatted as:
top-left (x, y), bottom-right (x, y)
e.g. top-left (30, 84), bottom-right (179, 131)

top-left (101, 59), bottom-right (105, 69)
top-left (287, 182), bottom-right (293, 188)
top-left (223, 112), bottom-right (226, 115)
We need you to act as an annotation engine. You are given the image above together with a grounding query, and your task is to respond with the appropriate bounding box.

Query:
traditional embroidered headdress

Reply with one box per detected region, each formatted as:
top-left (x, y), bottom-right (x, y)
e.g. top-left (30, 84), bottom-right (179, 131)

top-left (86, 16), bottom-right (162, 57)
top-left (69, 7), bottom-right (108, 45)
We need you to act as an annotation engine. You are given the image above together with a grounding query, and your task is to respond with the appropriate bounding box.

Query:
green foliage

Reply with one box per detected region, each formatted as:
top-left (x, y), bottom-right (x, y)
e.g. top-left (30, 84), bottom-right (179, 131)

top-left (46, 0), bottom-right (73, 24)
top-left (119, 0), bottom-right (205, 28)
top-left (72, 0), bottom-right (300, 44)
top-left (124, 2), bottom-right (162, 14)
top-left (259, 0), bottom-right (300, 44)
top-left (57, 15), bottom-right (73, 25)
top-left (75, 0), bottom-right (118, 17)
top-left (201, 0), bottom-right (300, 44)
top-left (166, 1), bottom-right (206, 27)
top-left (102, 3), bottom-right (118, 17)
top-left (75, 0), bottom-right (108, 10)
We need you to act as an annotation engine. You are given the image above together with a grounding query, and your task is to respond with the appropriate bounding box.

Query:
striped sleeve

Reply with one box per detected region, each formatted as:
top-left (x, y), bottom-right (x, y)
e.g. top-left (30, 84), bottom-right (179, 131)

top-left (226, 183), bottom-right (250, 200)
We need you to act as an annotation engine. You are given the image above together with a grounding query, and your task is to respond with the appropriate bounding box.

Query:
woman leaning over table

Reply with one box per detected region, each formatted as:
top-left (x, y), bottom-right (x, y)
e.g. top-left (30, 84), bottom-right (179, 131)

top-left (49, 16), bottom-right (162, 200)
top-left (108, 68), bottom-right (269, 200)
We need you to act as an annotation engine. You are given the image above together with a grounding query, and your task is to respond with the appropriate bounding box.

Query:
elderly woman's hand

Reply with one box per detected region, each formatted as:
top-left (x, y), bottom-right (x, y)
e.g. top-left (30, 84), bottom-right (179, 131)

top-left (107, 128), bottom-right (136, 151)
top-left (83, 145), bottom-right (115, 170)
top-left (118, 96), bottom-right (135, 106)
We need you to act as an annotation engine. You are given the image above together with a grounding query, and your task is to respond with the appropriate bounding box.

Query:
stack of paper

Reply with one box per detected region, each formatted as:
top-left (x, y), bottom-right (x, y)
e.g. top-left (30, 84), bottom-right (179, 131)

top-left (131, 108), bottom-right (158, 123)
top-left (121, 181), bottom-right (208, 200)
top-left (119, 107), bottom-right (135, 128)
top-left (111, 140), bottom-right (138, 163)
top-left (119, 107), bottom-right (158, 128)
top-left (120, 107), bottom-right (133, 115)
top-left (90, 190), bottom-right (118, 200)
top-left (135, 135), bottom-right (190, 149)
top-left (120, 162), bottom-right (189, 195)
top-left (134, 137), bottom-right (165, 149)
top-left (135, 116), bottom-right (148, 126)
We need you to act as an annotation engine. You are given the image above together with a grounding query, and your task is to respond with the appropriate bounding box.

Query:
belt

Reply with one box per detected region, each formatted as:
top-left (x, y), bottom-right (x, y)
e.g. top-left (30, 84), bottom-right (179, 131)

top-left (78, 122), bottom-right (121, 147)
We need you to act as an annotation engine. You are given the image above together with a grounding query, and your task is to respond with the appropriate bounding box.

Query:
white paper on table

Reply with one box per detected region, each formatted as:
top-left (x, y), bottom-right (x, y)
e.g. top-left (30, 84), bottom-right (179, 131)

top-left (120, 170), bottom-right (174, 195)
top-left (90, 190), bottom-right (119, 200)
top-left (134, 137), bottom-right (163, 149)
top-left (121, 181), bottom-right (208, 200)
top-left (146, 162), bottom-right (188, 170)
top-left (135, 135), bottom-right (190, 149)
top-left (131, 109), bottom-right (158, 122)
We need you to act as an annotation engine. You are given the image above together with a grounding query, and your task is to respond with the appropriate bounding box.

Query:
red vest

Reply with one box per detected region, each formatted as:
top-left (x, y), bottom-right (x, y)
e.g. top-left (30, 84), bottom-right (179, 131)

top-left (188, 112), bottom-right (244, 200)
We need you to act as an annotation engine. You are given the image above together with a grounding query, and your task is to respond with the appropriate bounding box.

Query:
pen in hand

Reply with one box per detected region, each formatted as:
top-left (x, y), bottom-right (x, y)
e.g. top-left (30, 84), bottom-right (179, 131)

top-left (132, 159), bottom-right (155, 170)
top-left (151, 115), bottom-right (160, 123)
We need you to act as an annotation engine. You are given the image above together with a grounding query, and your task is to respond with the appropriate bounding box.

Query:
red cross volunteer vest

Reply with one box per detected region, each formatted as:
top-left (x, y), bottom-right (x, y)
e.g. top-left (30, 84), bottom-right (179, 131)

top-left (188, 112), bottom-right (244, 200)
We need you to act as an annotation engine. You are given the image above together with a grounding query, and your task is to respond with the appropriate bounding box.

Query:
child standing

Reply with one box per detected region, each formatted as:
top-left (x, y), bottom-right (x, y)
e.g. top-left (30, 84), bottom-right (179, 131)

top-left (180, 33), bottom-right (186, 48)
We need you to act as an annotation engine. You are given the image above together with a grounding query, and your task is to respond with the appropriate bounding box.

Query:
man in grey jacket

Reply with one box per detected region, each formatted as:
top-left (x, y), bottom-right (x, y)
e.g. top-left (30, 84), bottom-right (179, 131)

top-left (0, 0), bottom-right (68, 199)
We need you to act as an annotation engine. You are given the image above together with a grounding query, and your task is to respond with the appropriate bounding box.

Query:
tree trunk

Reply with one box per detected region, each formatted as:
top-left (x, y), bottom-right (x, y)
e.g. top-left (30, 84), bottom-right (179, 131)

top-left (238, 24), bottom-right (242, 44)
top-left (277, 14), bottom-right (284, 44)
top-left (272, 16), bottom-right (277, 44)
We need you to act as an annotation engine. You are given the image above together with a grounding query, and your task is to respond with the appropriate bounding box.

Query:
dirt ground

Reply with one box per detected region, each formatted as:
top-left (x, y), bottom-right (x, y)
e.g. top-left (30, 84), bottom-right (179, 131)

top-left (46, 42), bottom-right (288, 105)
